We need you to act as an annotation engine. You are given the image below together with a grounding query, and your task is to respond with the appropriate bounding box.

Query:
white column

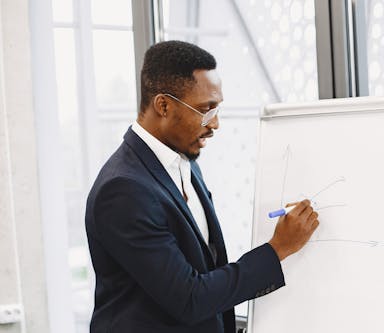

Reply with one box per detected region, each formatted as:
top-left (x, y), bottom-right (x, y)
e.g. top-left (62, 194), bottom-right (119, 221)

top-left (0, 5), bottom-right (23, 332)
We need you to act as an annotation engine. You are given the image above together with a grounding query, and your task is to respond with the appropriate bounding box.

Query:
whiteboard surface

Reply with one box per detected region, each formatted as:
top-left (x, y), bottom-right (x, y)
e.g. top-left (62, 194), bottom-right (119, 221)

top-left (251, 97), bottom-right (384, 333)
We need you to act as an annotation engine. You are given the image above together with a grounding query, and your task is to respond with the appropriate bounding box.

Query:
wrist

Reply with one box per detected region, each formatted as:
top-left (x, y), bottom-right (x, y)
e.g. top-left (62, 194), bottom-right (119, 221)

top-left (268, 240), bottom-right (287, 261)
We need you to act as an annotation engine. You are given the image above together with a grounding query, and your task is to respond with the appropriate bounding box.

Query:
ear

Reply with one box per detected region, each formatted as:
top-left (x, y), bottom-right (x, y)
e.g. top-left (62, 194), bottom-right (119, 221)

top-left (153, 94), bottom-right (168, 117)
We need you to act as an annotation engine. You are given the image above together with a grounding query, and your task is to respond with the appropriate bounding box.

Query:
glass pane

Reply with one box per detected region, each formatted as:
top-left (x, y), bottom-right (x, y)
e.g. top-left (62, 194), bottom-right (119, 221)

top-left (54, 28), bottom-right (92, 332)
top-left (367, 0), bottom-right (384, 96)
top-left (93, 30), bottom-right (137, 108)
top-left (52, 0), bottom-right (74, 23)
top-left (99, 119), bottom-right (136, 163)
top-left (54, 28), bottom-right (82, 191)
top-left (91, 0), bottom-right (133, 26)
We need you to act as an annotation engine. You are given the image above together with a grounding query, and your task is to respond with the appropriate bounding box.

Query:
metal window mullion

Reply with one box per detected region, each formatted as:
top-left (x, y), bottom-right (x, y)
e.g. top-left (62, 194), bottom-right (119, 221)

top-left (132, 0), bottom-right (156, 112)
top-left (330, 0), bottom-right (352, 98)
top-left (73, 0), bottom-right (99, 186)
top-left (153, 0), bottom-right (164, 42)
top-left (314, 0), bottom-right (335, 99)
top-left (352, 0), bottom-right (368, 96)
top-left (315, 0), bottom-right (351, 98)
top-left (315, 0), bottom-right (368, 99)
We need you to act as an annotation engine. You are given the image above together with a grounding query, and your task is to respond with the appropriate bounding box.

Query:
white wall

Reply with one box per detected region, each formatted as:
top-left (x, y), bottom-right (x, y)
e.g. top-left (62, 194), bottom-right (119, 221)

top-left (0, 0), bottom-right (50, 332)
top-left (0, 10), bottom-right (22, 332)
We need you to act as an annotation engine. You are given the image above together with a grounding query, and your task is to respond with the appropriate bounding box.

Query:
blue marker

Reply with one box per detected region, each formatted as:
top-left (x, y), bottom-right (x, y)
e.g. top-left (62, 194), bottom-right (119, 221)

top-left (268, 205), bottom-right (297, 218)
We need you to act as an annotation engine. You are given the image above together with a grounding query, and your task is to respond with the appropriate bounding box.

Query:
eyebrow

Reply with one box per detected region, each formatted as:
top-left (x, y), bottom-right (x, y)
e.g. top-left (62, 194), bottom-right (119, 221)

top-left (195, 100), bottom-right (220, 109)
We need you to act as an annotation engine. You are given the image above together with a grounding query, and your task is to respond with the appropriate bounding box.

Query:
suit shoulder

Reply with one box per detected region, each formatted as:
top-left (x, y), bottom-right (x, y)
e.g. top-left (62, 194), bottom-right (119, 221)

top-left (95, 175), bottom-right (156, 204)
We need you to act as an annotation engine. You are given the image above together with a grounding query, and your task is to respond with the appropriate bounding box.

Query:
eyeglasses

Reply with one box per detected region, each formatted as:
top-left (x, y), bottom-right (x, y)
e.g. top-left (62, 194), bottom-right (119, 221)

top-left (164, 93), bottom-right (220, 127)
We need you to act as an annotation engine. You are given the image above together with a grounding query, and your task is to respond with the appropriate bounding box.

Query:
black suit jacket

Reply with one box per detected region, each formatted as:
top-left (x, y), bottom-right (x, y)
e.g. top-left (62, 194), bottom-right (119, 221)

top-left (85, 128), bottom-right (285, 333)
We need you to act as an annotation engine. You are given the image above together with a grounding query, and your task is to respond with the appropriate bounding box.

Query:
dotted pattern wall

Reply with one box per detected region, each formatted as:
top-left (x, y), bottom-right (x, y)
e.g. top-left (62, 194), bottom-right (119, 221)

top-left (195, 0), bottom-right (318, 106)
top-left (368, 1), bottom-right (384, 96)
top-left (236, 0), bottom-right (318, 103)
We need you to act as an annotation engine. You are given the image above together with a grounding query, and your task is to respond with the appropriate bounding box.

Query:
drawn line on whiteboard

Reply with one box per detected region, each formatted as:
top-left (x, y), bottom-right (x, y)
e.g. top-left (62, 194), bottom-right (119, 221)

top-left (315, 203), bottom-right (347, 210)
top-left (309, 239), bottom-right (384, 247)
top-left (309, 176), bottom-right (346, 201)
top-left (280, 145), bottom-right (292, 207)
top-left (299, 197), bottom-right (347, 212)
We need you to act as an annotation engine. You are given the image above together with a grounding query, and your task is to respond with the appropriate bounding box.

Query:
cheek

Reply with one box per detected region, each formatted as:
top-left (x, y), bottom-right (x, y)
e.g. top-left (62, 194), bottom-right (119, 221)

top-left (168, 125), bottom-right (193, 148)
top-left (185, 126), bottom-right (201, 145)
top-left (178, 120), bottom-right (200, 140)
top-left (168, 114), bottom-right (201, 146)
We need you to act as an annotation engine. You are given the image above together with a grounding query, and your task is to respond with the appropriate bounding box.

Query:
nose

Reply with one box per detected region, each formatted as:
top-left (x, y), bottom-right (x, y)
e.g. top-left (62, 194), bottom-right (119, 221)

top-left (205, 114), bottom-right (219, 130)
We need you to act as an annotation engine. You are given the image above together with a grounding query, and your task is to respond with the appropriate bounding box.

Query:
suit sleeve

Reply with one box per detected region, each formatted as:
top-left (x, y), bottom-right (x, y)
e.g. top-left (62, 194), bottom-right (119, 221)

top-left (93, 177), bottom-right (285, 325)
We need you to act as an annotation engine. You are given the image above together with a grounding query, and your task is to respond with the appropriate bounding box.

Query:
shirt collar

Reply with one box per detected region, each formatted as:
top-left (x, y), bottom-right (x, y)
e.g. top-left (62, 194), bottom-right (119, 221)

top-left (131, 121), bottom-right (181, 169)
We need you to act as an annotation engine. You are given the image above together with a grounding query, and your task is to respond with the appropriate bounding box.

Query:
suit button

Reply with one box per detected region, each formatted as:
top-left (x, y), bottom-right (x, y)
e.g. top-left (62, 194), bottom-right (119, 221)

top-left (265, 287), bottom-right (271, 294)
top-left (271, 284), bottom-right (276, 291)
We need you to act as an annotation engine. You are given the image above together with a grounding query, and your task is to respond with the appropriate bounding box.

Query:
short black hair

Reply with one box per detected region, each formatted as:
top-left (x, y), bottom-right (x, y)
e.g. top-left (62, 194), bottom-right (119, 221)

top-left (140, 40), bottom-right (217, 113)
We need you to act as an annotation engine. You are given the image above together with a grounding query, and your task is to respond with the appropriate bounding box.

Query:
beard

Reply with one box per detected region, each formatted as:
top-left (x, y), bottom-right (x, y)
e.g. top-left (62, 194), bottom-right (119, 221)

top-left (184, 151), bottom-right (200, 161)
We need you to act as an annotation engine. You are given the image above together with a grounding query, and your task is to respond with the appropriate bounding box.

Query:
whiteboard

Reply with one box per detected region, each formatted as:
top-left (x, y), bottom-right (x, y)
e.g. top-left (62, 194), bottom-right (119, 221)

top-left (249, 97), bottom-right (384, 333)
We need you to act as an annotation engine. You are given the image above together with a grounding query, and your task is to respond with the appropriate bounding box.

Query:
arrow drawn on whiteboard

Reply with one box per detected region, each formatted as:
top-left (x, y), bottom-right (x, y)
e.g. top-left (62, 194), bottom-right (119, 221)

top-left (309, 176), bottom-right (346, 201)
top-left (309, 239), bottom-right (384, 247)
top-left (316, 203), bottom-right (347, 210)
top-left (280, 145), bottom-right (292, 207)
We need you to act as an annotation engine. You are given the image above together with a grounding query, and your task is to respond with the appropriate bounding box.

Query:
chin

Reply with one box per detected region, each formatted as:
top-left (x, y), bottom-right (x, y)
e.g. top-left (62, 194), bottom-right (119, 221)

top-left (185, 151), bottom-right (200, 161)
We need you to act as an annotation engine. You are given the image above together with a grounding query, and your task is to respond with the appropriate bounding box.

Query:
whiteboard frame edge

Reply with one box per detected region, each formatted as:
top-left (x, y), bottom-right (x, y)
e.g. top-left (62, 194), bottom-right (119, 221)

top-left (262, 96), bottom-right (384, 119)
top-left (247, 117), bottom-right (265, 333)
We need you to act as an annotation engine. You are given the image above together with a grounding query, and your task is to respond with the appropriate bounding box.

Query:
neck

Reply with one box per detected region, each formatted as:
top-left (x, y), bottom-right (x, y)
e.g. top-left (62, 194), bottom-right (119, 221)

top-left (136, 112), bottom-right (165, 144)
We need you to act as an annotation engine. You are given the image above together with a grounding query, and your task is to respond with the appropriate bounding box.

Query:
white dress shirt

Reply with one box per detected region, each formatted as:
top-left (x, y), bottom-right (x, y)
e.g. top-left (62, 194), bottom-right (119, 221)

top-left (131, 121), bottom-right (209, 243)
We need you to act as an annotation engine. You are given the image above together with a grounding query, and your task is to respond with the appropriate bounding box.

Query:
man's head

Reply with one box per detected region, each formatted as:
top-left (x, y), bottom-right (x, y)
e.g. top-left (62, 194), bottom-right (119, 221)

top-left (138, 41), bottom-right (223, 160)
top-left (140, 40), bottom-right (217, 112)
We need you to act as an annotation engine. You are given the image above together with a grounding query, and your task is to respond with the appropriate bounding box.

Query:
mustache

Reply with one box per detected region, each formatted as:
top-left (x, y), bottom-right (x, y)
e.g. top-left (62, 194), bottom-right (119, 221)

top-left (200, 131), bottom-right (214, 139)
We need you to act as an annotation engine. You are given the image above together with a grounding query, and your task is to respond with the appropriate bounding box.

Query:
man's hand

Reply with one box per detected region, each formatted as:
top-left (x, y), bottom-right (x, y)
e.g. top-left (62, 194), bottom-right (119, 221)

top-left (268, 199), bottom-right (319, 261)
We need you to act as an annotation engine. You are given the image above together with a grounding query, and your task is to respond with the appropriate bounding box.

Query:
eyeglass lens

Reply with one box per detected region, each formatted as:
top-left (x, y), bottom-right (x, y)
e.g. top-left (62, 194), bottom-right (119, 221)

top-left (202, 107), bottom-right (219, 126)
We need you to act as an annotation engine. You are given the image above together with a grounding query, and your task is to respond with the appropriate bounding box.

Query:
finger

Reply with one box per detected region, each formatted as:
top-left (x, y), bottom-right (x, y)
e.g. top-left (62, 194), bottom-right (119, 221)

top-left (304, 219), bottom-right (319, 240)
top-left (299, 206), bottom-right (314, 220)
top-left (302, 211), bottom-right (318, 224)
top-left (289, 199), bottom-right (310, 216)
top-left (305, 212), bottom-right (319, 231)
top-left (311, 219), bottom-right (320, 231)
top-left (285, 201), bottom-right (300, 208)
top-left (308, 211), bottom-right (319, 223)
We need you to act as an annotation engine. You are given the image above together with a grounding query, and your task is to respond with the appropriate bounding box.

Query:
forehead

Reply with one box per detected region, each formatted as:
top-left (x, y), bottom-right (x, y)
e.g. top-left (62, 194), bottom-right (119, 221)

top-left (186, 69), bottom-right (223, 103)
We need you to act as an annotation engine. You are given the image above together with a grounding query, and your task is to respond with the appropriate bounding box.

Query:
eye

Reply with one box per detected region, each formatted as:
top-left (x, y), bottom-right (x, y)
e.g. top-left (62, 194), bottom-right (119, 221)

top-left (200, 108), bottom-right (211, 114)
top-left (200, 105), bottom-right (218, 114)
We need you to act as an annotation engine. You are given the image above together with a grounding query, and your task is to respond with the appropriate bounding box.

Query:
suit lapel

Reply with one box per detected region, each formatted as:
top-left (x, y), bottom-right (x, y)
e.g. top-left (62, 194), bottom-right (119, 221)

top-left (124, 128), bottom-right (214, 264)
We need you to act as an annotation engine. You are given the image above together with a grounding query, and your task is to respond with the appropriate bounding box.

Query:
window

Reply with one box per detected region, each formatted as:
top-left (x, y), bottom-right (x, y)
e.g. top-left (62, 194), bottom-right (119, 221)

top-left (51, 0), bottom-right (136, 331)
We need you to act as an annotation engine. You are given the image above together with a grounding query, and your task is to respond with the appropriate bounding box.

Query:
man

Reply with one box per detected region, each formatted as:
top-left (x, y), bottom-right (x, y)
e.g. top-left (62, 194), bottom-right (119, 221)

top-left (85, 40), bottom-right (319, 333)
